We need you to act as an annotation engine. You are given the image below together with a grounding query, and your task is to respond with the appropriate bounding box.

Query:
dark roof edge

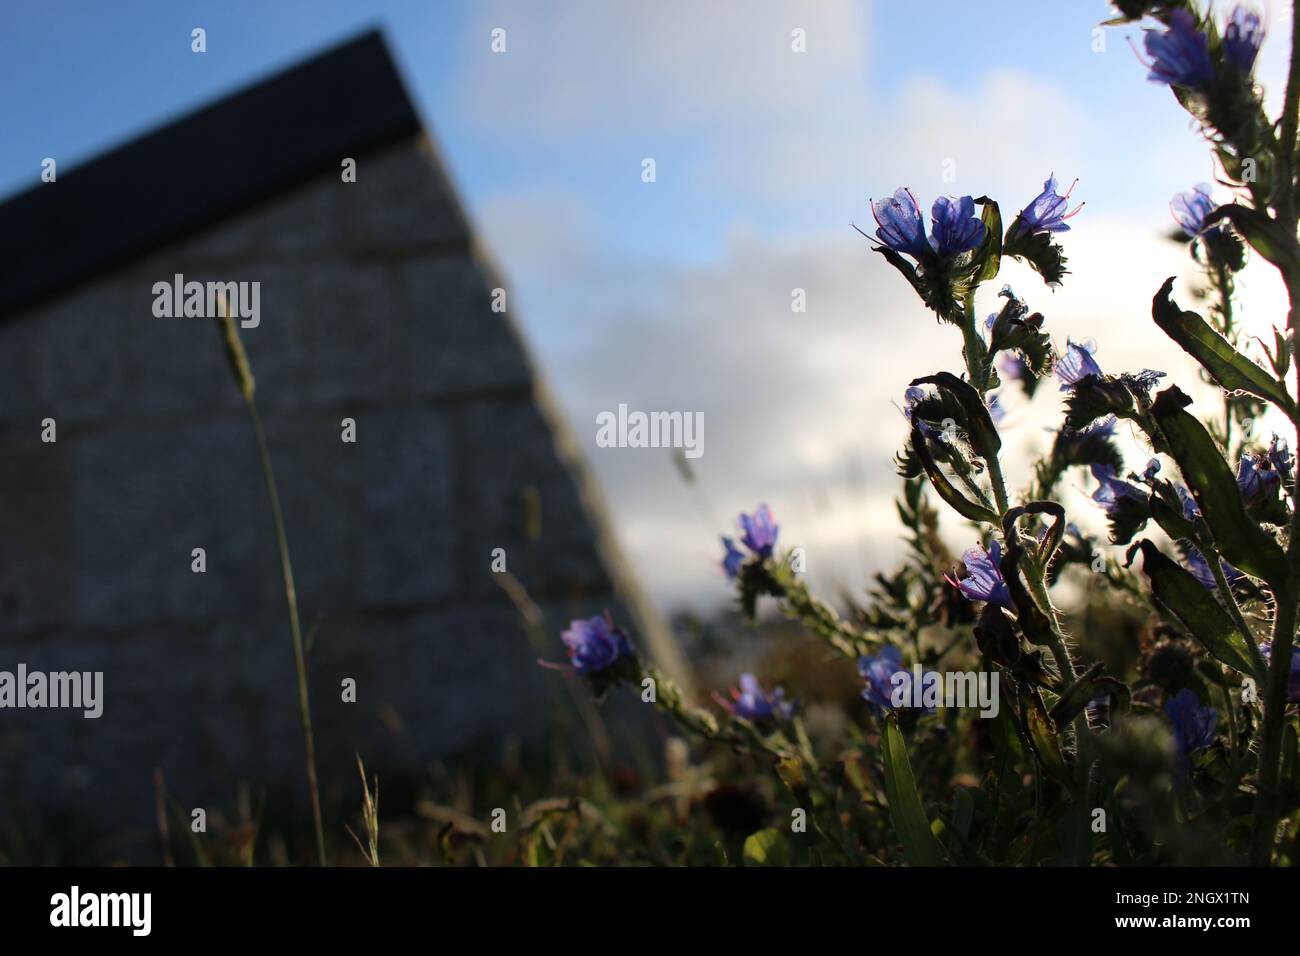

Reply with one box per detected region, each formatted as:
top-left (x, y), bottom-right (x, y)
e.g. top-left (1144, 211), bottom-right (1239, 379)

top-left (0, 29), bottom-right (422, 320)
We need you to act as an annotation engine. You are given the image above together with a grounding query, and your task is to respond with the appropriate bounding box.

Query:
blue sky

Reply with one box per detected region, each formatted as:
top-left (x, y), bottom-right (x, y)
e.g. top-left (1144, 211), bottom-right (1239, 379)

top-left (0, 2), bottom-right (1225, 249)
top-left (4, 1), bottom-right (1295, 610)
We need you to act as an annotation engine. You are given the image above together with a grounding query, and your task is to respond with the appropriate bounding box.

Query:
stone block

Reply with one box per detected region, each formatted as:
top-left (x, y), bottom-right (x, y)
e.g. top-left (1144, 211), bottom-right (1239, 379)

top-left (451, 398), bottom-right (615, 602)
top-left (358, 407), bottom-right (456, 607)
top-left (400, 254), bottom-right (533, 399)
top-left (70, 419), bottom-right (265, 627)
top-left (0, 437), bottom-right (75, 631)
top-left (336, 140), bottom-right (470, 253)
top-left (33, 281), bottom-right (129, 426)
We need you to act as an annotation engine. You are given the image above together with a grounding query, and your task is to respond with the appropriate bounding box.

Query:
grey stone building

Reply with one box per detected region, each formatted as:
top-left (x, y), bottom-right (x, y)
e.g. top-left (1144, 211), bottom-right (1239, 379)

top-left (0, 31), bottom-right (684, 862)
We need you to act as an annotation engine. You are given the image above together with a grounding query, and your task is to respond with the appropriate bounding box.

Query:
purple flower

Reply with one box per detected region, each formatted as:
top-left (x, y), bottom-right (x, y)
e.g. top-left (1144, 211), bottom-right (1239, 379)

top-left (902, 385), bottom-right (927, 418)
top-left (1183, 547), bottom-right (1245, 591)
top-left (1144, 10), bottom-right (1214, 88)
top-left (1175, 483), bottom-right (1201, 520)
top-left (1128, 369), bottom-right (1168, 394)
top-left (871, 188), bottom-right (932, 259)
top-left (1224, 5), bottom-right (1264, 73)
top-left (739, 504), bottom-right (779, 557)
top-left (1165, 688), bottom-right (1218, 759)
top-left (721, 505), bottom-right (779, 576)
top-left (560, 615), bottom-right (635, 675)
top-left (721, 536), bottom-right (745, 579)
top-left (930, 195), bottom-right (987, 257)
top-left (870, 188), bottom-right (984, 259)
top-left (1091, 464), bottom-right (1145, 509)
top-left (1093, 415), bottom-right (1120, 440)
top-left (1237, 452), bottom-right (1281, 503)
top-left (857, 646), bottom-right (934, 715)
top-left (1012, 175), bottom-right (1083, 237)
top-left (1000, 353), bottom-right (1031, 381)
top-left (717, 673), bottom-right (795, 723)
top-left (987, 392), bottom-right (1006, 425)
top-left (947, 541), bottom-right (1012, 608)
top-left (1259, 640), bottom-right (1300, 702)
top-left (1171, 183), bottom-right (1217, 238)
top-left (1268, 434), bottom-right (1293, 484)
top-left (1055, 339), bottom-right (1103, 389)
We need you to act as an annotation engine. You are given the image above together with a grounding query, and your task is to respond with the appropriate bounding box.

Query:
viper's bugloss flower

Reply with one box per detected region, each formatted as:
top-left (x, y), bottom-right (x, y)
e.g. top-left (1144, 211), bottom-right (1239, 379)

top-left (1165, 688), bottom-right (1218, 759)
top-left (1144, 10), bottom-right (1213, 88)
top-left (930, 195), bottom-right (987, 256)
top-left (871, 188), bottom-right (984, 259)
top-left (1171, 183), bottom-right (1217, 238)
top-left (721, 536), bottom-right (745, 579)
top-left (1011, 174), bottom-right (1083, 238)
top-left (987, 392), bottom-right (1006, 425)
top-left (560, 615), bottom-right (635, 675)
top-left (1237, 452), bottom-right (1281, 503)
top-left (871, 188), bottom-right (932, 259)
top-left (721, 505), bottom-right (779, 578)
top-left (1259, 640), bottom-right (1300, 702)
top-left (1055, 339), bottom-right (1103, 389)
top-left (1184, 547), bottom-right (1245, 591)
top-left (1224, 5), bottom-right (1264, 73)
top-left (1090, 415), bottom-right (1119, 440)
top-left (1268, 434), bottom-right (1293, 484)
top-left (739, 504), bottom-right (779, 557)
top-left (1175, 483), bottom-right (1201, 520)
top-left (1127, 368), bottom-right (1169, 397)
top-left (947, 541), bottom-right (1012, 608)
top-left (858, 645), bottom-right (934, 715)
top-left (902, 385), bottom-right (926, 418)
top-left (717, 673), bottom-right (795, 723)
top-left (1090, 464), bottom-right (1146, 513)
top-left (1000, 352), bottom-right (1031, 381)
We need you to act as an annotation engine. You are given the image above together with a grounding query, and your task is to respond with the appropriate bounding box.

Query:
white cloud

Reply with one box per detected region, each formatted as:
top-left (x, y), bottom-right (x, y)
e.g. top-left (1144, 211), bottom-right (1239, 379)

top-left (453, 4), bottom-right (1298, 611)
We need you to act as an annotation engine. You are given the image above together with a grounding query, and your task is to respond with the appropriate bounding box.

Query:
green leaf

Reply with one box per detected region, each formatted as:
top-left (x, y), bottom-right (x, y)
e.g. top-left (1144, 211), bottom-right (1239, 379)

top-left (1204, 205), bottom-right (1300, 284)
top-left (1151, 386), bottom-right (1288, 585)
top-left (741, 828), bottom-right (790, 866)
top-left (1047, 664), bottom-right (1104, 729)
top-left (998, 535), bottom-right (1059, 648)
top-left (988, 305), bottom-right (1052, 374)
top-left (910, 372), bottom-right (1001, 463)
top-left (882, 715), bottom-right (947, 866)
top-left (1151, 278), bottom-right (1294, 415)
top-left (971, 197), bottom-right (1002, 284)
top-left (1063, 376), bottom-right (1165, 453)
top-left (909, 422), bottom-right (1000, 525)
top-left (1269, 326), bottom-right (1292, 379)
top-left (1134, 540), bottom-right (1263, 681)
top-left (1048, 663), bottom-right (1128, 727)
top-left (1021, 688), bottom-right (1070, 785)
top-left (1149, 488), bottom-right (1196, 543)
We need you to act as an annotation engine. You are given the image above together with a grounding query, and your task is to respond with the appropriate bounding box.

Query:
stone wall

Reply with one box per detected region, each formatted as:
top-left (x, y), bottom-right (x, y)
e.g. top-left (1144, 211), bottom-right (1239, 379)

top-left (0, 135), bottom-right (683, 861)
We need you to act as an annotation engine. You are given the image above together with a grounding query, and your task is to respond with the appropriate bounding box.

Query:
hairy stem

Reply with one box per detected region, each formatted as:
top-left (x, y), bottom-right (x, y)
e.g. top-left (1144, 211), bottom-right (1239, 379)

top-left (1202, 541), bottom-right (1266, 676)
top-left (1247, 6), bottom-right (1300, 866)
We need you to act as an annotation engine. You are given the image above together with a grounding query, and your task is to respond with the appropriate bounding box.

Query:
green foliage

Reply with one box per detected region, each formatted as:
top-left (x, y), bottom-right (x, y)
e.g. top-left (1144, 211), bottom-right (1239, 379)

top-left (552, 0), bottom-right (1300, 869)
